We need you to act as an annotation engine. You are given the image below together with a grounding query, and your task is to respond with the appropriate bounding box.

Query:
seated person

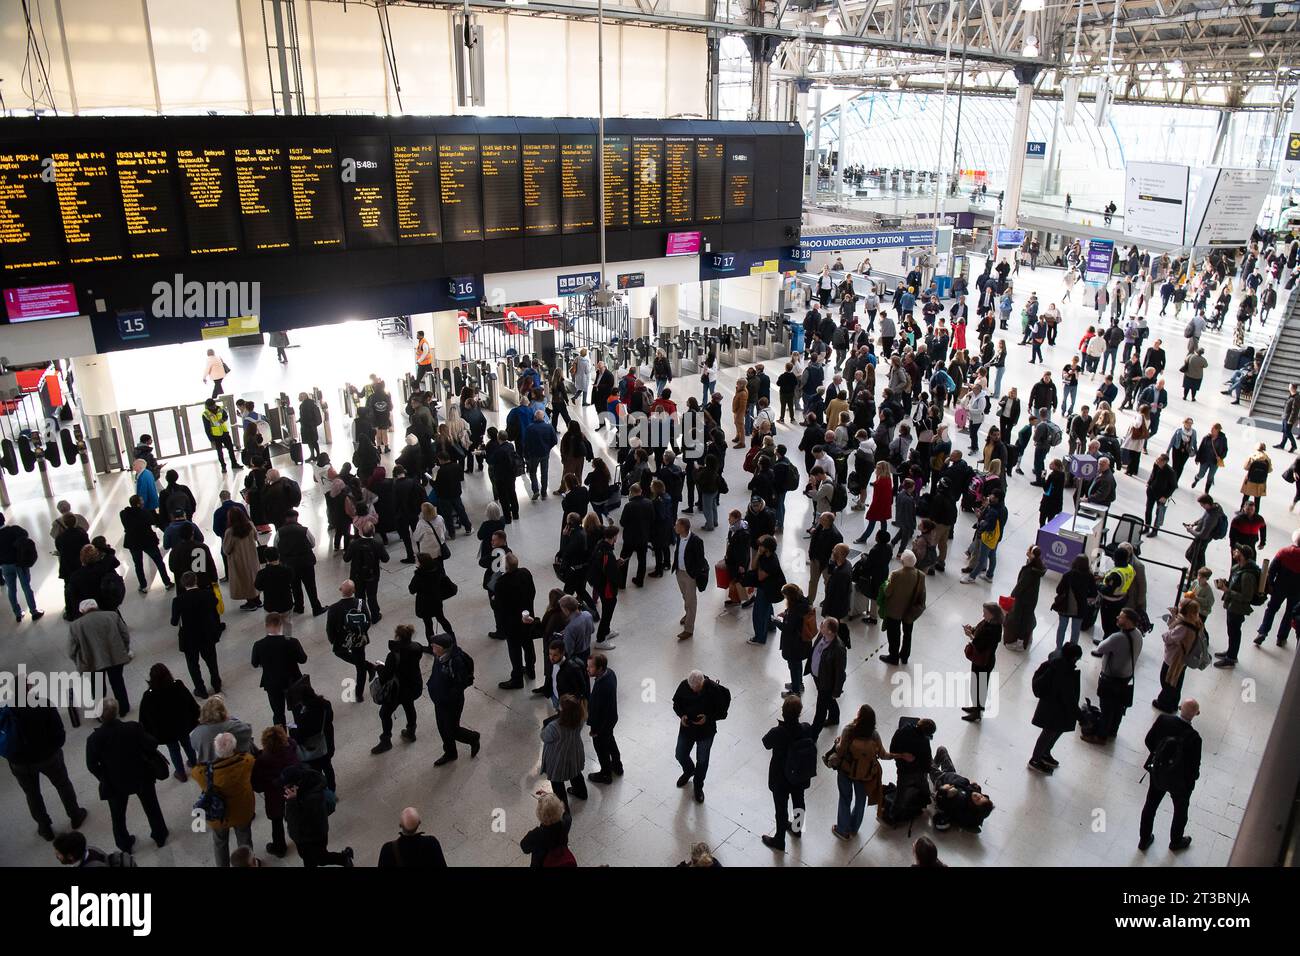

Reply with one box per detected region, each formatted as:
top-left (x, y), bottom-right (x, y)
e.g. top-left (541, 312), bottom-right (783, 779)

top-left (927, 745), bottom-right (995, 833)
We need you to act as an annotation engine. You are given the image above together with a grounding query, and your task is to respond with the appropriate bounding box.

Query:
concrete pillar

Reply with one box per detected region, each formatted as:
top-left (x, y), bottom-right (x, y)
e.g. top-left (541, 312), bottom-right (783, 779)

top-left (627, 288), bottom-right (652, 337)
top-left (758, 272), bottom-right (781, 318)
top-left (427, 310), bottom-right (461, 367)
top-left (657, 284), bottom-right (681, 331)
top-left (1002, 65), bottom-right (1040, 230)
top-left (72, 355), bottom-right (119, 416)
top-left (806, 87), bottom-right (823, 203)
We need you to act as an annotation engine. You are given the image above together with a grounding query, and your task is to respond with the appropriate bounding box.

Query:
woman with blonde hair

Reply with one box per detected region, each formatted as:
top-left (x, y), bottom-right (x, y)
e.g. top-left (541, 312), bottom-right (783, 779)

top-left (1240, 442), bottom-right (1272, 510)
top-left (411, 500), bottom-right (448, 559)
top-left (190, 694), bottom-right (253, 763)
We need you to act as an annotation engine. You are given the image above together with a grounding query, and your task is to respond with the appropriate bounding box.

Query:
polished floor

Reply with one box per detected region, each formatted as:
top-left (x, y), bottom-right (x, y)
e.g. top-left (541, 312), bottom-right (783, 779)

top-left (0, 259), bottom-right (1294, 868)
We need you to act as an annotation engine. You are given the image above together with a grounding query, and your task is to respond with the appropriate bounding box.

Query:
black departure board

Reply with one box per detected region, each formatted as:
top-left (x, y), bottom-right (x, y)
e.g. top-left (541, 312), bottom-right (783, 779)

top-left (725, 139), bottom-right (755, 222)
top-left (339, 137), bottom-right (396, 248)
top-left (632, 136), bottom-right (664, 228)
top-left (521, 135), bottom-right (559, 236)
top-left (175, 147), bottom-right (242, 255)
top-left (52, 150), bottom-right (125, 266)
top-left (392, 137), bottom-right (440, 243)
top-left (0, 151), bottom-right (64, 271)
top-left (602, 135), bottom-right (630, 229)
top-left (438, 135), bottom-right (482, 241)
top-left (664, 136), bottom-right (695, 225)
top-left (233, 146), bottom-right (292, 252)
top-left (561, 135), bottom-right (596, 233)
top-left (695, 137), bottom-right (724, 223)
top-left (115, 149), bottom-right (185, 261)
top-left (480, 136), bottom-right (521, 237)
top-left (288, 143), bottom-right (344, 249)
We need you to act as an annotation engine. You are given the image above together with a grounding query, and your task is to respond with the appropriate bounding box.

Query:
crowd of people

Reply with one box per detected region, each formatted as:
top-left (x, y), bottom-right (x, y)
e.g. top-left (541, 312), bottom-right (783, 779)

top-left (2, 229), bottom-right (1298, 869)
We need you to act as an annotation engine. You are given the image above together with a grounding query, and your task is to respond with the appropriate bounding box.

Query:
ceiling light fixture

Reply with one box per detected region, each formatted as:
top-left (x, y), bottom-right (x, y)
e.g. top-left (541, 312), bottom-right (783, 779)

top-left (1168, 61), bottom-right (1185, 78)
top-left (1022, 36), bottom-right (1039, 57)
top-left (889, 78), bottom-right (900, 90)
top-left (1249, 48), bottom-right (1265, 59)
top-left (823, 15), bottom-right (842, 37)
top-left (1020, 0), bottom-right (1045, 10)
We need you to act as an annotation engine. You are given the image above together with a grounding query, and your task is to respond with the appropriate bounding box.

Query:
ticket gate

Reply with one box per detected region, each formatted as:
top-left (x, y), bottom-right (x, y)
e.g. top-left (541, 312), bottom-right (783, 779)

top-left (736, 322), bottom-right (756, 364)
top-left (715, 326), bottom-right (738, 368)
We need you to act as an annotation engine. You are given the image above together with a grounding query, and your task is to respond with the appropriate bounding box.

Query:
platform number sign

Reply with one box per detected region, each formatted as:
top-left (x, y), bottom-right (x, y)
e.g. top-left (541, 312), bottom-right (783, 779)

top-left (116, 309), bottom-right (149, 341)
top-left (709, 253), bottom-right (736, 273)
top-left (447, 276), bottom-right (478, 302)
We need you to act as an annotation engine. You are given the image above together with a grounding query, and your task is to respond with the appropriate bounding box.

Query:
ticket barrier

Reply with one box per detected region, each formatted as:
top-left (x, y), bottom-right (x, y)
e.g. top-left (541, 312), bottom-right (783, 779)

top-left (312, 387), bottom-right (333, 446)
top-left (716, 327), bottom-right (738, 368)
top-left (736, 322), bottom-right (756, 364)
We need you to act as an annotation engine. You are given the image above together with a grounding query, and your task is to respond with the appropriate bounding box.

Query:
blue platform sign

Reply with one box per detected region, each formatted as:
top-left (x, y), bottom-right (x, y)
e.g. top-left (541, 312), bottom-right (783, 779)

top-left (790, 230), bottom-right (936, 255)
top-left (557, 271), bottom-right (602, 296)
top-left (447, 276), bottom-right (478, 302)
top-left (115, 309), bottom-right (149, 341)
top-left (1026, 141), bottom-right (1047, 157)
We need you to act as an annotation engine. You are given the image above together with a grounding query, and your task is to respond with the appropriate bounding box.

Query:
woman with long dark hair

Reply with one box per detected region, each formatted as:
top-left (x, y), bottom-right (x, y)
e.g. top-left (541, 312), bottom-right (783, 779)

top-left (138, 662), bottom-right (199, 782)
top-left (409, 552), bottom-right (455, 645)
top-left (222, 506), bottom-right (261, 611)
top-left (828, 703), bottom-right (909, 839)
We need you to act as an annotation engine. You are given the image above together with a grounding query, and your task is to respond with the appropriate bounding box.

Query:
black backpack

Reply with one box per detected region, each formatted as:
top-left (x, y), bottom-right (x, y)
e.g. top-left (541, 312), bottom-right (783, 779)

top-left (449, 646), bottom-right (475, 690)
top-left (707, 678), bottom-right (732, 721)
top-left (1210, 510), bottom-right (1228, 540)
top-left (1031, 659), bottom-right (1054, 698)
top-left (15, 536), bottom-right (37, 569)
top-left (775, 459), bottom-right (799, 493)
top-left (1146, 733), bottom-right (1185, 782)
top-left (99, 571), bottom-right (126, 610)
top-left (784, 731), bottom-right (819, 788)
top-left (830, 482), bottom-right (848, 513)
top-left (352, 541), bottom-right (381, 582)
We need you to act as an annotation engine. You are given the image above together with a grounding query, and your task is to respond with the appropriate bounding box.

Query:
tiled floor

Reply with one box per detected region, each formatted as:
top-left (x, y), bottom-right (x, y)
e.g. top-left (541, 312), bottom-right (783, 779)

top-left (0, 259), bottom-right (1293, 868)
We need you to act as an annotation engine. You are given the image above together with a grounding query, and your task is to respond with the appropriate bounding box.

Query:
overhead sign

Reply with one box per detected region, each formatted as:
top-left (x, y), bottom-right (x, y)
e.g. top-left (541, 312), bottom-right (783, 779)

top-left (1025, 142), bottom-right (1047, 157)
top-left (793, 230), bottom-right (936, 253)
top-left (199, 315), bottom-right (260, 340)
top-left (1084, 238), bottom-right (1114, 284)
top-left (1286, 133), bottom-right (1300, 163)
top-left (1122, 162), bottom-right (1189, 245)
top-left (556, 271), bottom-right (602, 297)
top-left (446, 275), bottom-right (479, 302)
top-left (1186, 168), bottom-right (1272, 247)
top-left (3, 283), bottom-right (79, 323)
top-left (1024, 142), bottom-right (1048, 195)
top-left (996, 228), bottom-right (1026, 248)
top-left (115, 309), bottom-right (149, 341)
top-left (616, 272), bottom-right (644, 290)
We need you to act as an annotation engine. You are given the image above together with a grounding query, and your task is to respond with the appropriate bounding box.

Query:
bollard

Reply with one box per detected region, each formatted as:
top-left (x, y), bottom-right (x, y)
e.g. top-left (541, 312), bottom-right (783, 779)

top-left (35, 449), bottom-right (53, 498)
top-left (321, 401), bottom-right (333, 445)
top-left (79, 440), bottom-right (95, 491)
top-left (0, 468), bottom-right (9, 507)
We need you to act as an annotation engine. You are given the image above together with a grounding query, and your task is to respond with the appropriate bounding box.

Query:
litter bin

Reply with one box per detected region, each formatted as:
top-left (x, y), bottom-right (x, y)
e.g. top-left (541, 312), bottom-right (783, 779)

top-left (935, 275), bottom-right (953, 299)
top-left (789, 323), bottom-right (805, 354)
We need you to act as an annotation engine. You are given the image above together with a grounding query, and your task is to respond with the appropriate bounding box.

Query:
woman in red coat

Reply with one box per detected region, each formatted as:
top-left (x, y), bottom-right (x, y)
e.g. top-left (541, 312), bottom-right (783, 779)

top-left (854, 462), bottom-right (894, 544)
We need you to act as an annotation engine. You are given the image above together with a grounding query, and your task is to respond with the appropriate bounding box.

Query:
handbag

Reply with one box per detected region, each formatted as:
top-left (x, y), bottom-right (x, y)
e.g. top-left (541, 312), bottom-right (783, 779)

top-left (148, 749), bottom-right (170, 781)
top-left (211, 582), bottom-right (225, 616)
top-left (822, 741), bottom-right (842, 771)
top-left (296, 732), bottom-right (328, 763)
top-left (439, 574), bottom-right (459, 599)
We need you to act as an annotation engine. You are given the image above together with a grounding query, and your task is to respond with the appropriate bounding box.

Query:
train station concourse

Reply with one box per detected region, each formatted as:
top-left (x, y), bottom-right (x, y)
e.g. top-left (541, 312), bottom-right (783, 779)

top-left (0, 0), bottom-right (1298, 921)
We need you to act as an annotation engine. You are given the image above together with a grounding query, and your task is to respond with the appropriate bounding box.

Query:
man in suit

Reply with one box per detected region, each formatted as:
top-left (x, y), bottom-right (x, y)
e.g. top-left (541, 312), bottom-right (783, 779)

top-left (249, 611), bottom-right (308, 726)
top-left (619, 482), bottom-right (655, 588)
top-left (84, 699), bottom-right (169, 853)
top-left (586, 653), bottom-right (622, 784)
top-left (820, 543), bottom-right (853, 647)
top-left (671, 517), bottom-right (709, 641)
top-left (493, 552), bottom-right (537, 690)
top-left (806, 617), bottom-right (847, 735)
top-left (1139, 698), bottom-right (1202, 852)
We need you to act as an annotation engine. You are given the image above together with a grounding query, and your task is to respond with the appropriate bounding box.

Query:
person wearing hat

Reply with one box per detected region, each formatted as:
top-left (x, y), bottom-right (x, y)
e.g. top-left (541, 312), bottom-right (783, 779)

top-left (426, 634), bottom-right (481, 766)
top-left (1213, 543), bottom-right (1261, 668)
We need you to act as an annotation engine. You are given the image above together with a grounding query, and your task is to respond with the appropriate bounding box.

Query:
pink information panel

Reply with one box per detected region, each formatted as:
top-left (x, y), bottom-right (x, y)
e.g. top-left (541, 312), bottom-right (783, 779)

top-left (665, 231), bottom-right (701, 256)
top-left (3, 283), bottom-right (79, 323)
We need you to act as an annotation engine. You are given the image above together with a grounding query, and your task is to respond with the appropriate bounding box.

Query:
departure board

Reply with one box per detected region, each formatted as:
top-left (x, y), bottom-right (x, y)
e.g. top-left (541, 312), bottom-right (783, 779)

top-left (664, 136), bottom-right (695, 225)
top-left (233, 146), bottom-right (292, 252)
top-left (115, 149), bottom-right (185, 261)
top-left (392, 137), bottom-right (440, 243)
top-left (480, 135), bottom-right (521, 237)
top-left (695, 137), bottom-right (724, 223)
top-left (561, 135), bottom-right (596, 233)
top-left (0, 152), bottom-right (64, 271)
top-left (602, 135), bottom-right (630, 229)
top-left (288, 143), bottom-right (344, 249)
top-left (725, 139), bottom-right (755, 222)
top-left (438, 135), bottom-right (483, 241)
top-left (175, 147), bottom-right (242, 255)
top-left (339, 137), bottom-right (396, 248)
top-left (521, 136), bottom-right (559, 236)
top-left (632, 136), bottom-right (664, 228)
top-left (51, 150), bottom-right (125, 266)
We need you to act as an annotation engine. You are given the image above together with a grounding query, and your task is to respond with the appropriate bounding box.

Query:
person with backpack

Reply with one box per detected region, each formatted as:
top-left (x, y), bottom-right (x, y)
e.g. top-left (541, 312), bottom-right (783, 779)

top-left (880, 550), bottom-right (927, 666)
top-left (828, 704), bottom-right (902, 839)
top-left (1182, 493), bottom-right (1226, 575)
top-left (0, 515), bottom-right (44, 623)
top-left (759, 694), bottom-right (818, 851)
top-left (1027, 642), bottom-right (1083, 774)
top-left (3, 678), bottom-right (89, 841)
top-left (1155, 598), bottom-right (1205, 713)
top-left (1239, 443), bottom-right (1272, 510)
top-left (1212, 543), bottom-right (1261, 669)
top-left (189, 731), bottom-right (256, 867)
top-left (672, 670), bottom-right (730, 804)
top-left (371, 624), bottom-right (427, 755)
top-left (1139, 698), bottom-right (1202, 852)
top-left (426, 634), bottom-right (481, 767)
top-left (344, 524), bottom-right (389, 623)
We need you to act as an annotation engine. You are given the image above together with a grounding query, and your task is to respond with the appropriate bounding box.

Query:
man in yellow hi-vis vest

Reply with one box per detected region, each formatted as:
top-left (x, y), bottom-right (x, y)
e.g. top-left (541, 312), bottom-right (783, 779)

top-left (202, 398), bottom-right (241, 474)
top-left (414, 331), bottom-right (433, 384)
